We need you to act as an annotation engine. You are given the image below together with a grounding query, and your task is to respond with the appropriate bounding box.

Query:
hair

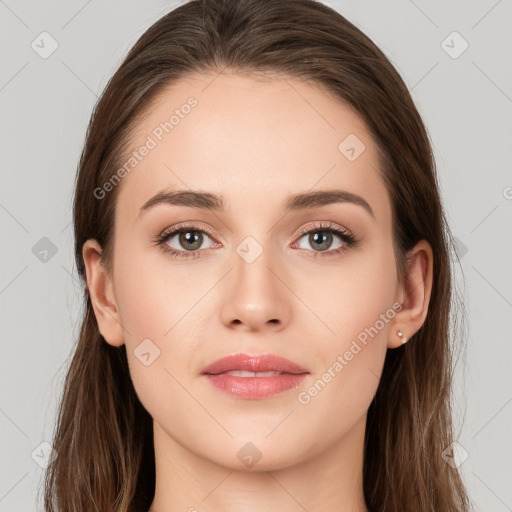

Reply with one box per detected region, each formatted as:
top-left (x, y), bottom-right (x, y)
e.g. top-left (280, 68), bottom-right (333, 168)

top-left (42, 0), bottom-right (472, 510)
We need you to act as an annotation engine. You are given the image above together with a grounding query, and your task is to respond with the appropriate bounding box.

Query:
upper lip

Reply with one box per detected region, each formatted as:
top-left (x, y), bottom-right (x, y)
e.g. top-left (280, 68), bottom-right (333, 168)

top-left (201, 353), bottom-right (309, 375)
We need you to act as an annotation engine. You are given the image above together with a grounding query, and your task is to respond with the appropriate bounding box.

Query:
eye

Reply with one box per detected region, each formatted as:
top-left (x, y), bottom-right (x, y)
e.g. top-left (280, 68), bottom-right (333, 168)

top-left (153, 223), bottom-right (219, 260)
top-left (153, 220), bottom-right (359, 260)
top-left (292, 221), bottom-right (358, 258)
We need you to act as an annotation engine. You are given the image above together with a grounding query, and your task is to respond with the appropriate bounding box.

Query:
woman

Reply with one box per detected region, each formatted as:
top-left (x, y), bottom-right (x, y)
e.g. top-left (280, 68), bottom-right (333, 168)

top-left (43, 0), bottom-right (472, 510)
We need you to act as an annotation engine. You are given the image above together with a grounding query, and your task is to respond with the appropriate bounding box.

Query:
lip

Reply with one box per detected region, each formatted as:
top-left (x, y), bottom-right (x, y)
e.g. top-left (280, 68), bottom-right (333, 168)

top-left (201, 353), bottom-right (309, 375)
top-left (201, 353), bottom-right (309, 400)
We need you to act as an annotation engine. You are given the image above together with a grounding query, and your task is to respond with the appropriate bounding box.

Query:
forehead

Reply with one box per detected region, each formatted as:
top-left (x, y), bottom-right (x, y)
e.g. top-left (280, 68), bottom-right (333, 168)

top-left (114, 71), bottom-right (391, 229)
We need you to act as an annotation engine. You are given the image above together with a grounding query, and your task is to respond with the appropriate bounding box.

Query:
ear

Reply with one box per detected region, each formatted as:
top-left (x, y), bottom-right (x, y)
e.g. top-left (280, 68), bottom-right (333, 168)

top-left (388, 239), bottom-right (434, 349)
top-left (82, 239), bottom-right (125, 347)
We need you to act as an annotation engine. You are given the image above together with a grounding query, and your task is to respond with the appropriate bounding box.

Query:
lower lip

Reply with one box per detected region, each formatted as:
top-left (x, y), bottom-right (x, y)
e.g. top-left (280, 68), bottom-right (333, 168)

top-left (204, 373), bottom-right (309, 399)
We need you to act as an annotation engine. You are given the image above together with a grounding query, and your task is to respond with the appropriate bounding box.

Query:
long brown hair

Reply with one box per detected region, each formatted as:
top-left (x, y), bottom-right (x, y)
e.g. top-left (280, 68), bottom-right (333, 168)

top-left (42, 0), bottom-right (472, 510)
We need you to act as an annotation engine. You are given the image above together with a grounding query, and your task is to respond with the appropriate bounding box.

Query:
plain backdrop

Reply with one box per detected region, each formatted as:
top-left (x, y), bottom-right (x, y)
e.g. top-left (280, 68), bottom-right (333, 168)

top-left (1, 1), bottom-right (511, 510)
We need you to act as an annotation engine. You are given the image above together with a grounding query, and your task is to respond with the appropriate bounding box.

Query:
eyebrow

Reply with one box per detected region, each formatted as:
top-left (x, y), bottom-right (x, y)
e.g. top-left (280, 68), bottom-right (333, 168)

top-left (138, 188), bottom-right (375, 220)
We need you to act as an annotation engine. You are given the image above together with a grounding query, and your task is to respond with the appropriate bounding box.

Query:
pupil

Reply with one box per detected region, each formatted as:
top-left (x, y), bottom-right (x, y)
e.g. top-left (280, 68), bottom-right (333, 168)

top-left (311, 232), bottom-right (332, 251)
top-left (180, 231), bottom-right (202, 250)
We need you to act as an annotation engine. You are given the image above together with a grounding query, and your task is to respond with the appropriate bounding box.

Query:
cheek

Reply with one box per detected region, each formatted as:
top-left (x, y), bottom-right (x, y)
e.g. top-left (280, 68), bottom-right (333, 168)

top-left (112, 242), bottom-right (196, 340)
top-left (111, 246), bottom-right (202, 401)
top-left (293, 305), bottom-right (391, 454)
top-left (294, 237), bottom-right (397, 344)
top-left (294, 242), bottom-right (396, 415)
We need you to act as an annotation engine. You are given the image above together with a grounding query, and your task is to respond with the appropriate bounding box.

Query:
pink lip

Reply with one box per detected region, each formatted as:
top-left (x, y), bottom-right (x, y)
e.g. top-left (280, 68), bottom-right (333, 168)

top-left (201, 353), bottom-right (309, 400)
top-left (201, 353), bottom-right (309, 375)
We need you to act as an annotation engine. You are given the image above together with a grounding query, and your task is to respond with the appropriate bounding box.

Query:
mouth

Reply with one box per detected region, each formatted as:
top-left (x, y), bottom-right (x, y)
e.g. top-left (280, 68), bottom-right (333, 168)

top-left (213, 370), bottom-right (291, 377)
top-left (201, 352), bottom-right (309, 376)
top-left (201, 353), bottom-right (309, 399)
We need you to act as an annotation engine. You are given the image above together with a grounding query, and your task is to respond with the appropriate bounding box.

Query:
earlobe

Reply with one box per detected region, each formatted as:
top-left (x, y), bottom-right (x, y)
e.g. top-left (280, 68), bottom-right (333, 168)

top-left (82, 239), bottom-right (125, 347)
top-left (389, 240), bottom-right (434, 349)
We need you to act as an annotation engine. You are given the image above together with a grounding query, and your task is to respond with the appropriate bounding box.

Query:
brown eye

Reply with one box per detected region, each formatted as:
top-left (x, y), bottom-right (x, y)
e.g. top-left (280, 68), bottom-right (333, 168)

top-left (176, 230), bottom-right (204, 251)
top-left (154, 223), bottom-right (219, 259)
top-left (305, 231), bottom-right (335, 252)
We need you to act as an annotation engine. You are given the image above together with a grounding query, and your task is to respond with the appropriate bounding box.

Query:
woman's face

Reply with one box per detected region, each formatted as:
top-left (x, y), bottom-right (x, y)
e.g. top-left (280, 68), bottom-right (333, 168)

top-left (88, 71), bottom-right (406, 470)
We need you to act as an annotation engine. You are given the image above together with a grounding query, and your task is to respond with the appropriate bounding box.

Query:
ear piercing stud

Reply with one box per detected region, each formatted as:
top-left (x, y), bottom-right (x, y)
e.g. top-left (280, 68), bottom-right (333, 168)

top-left (397, 330), bottom-right (408, 344)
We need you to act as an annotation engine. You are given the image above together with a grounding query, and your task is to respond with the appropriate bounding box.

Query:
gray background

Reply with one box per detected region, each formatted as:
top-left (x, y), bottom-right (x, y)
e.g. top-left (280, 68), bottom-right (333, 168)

top-left (1, 0), bottom-right (511, 510)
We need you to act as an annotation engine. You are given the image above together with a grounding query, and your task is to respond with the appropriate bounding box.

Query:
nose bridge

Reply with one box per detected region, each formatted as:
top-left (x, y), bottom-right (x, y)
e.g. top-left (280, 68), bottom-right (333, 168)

top-left (233, 231), bottom-right (280, 299)
top-left (220, 229), bottom-right (290, 330)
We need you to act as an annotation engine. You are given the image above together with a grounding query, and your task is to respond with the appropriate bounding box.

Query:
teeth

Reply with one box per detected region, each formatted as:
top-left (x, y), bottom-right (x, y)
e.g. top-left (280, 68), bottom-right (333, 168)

top-left (221, 370), bottom-right (284, 377)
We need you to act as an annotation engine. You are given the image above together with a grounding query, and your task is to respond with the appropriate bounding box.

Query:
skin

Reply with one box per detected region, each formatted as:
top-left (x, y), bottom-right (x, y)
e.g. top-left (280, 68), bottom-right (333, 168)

top-left (83, 71), bottom-right (433, 512)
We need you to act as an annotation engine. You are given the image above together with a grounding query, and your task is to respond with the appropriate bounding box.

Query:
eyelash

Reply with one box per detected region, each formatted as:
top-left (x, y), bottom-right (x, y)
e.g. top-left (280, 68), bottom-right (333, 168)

top-left (153, 221), bottom-right (358, 260)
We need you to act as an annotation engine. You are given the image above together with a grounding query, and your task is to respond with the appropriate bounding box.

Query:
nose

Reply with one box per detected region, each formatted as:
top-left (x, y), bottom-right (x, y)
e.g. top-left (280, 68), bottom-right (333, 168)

top-left (219, 241), bottom-right (292, 332)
